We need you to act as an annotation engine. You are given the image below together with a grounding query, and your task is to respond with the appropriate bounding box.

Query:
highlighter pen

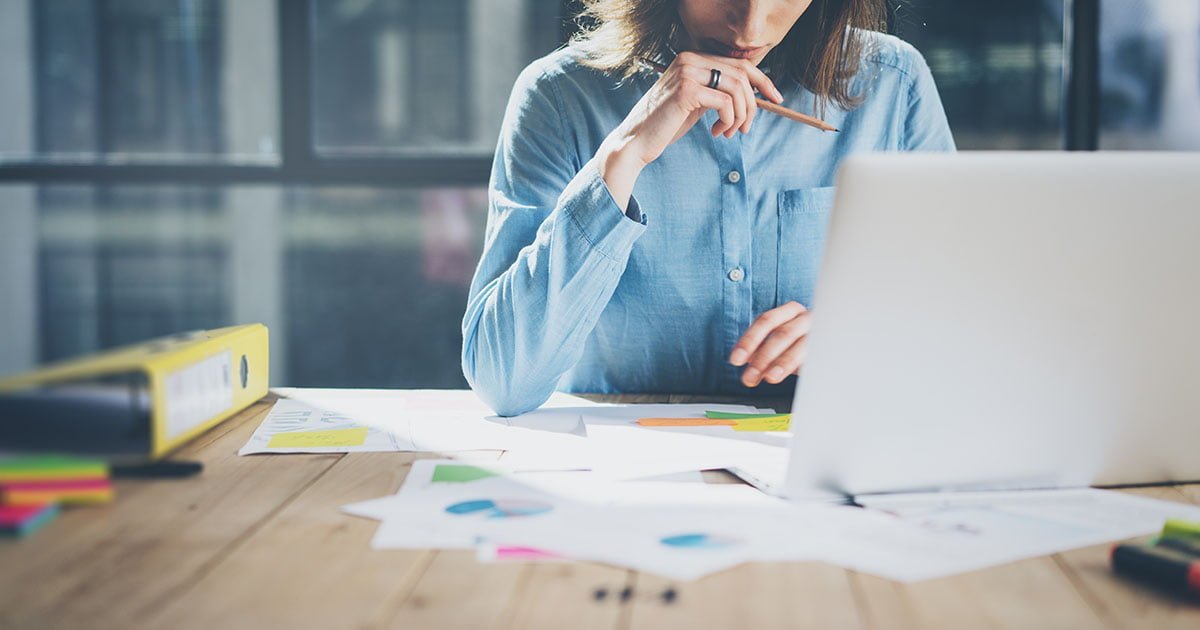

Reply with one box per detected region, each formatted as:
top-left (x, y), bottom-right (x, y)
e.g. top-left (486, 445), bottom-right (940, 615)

top-left (1162, 518), bottom-right (1200, 541)
top-left (1111, 543), bottom-right (1200, 596)
top-left (1154, 536), bottom-right (1200, 559)
top-left (111, 460), bottom-right (203, 479)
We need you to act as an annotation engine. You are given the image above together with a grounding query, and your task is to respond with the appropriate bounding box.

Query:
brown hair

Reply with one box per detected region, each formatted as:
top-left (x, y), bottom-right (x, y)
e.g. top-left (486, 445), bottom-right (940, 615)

top-left (572, 0), bottom-right (889, 114)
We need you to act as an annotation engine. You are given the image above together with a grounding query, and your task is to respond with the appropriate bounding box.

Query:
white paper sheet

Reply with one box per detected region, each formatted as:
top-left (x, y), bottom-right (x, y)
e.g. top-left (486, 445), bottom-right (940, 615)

top-left (342, 460), bottom-right (705, 523)
top-left (404, 391), bottom-right (605, 451)
top-left (361, 473), bottom-right (897, 580)
top-left (478, 503), bottom-right (804, 580)
top-left (239, 389), bottom-right (602, 455)
top-left (461, 484), bottom-right (843, 580)
top-left (843, 488), bottom-right (1200, 582)
top-left (493, 405), bottom-right (792, 479)
top-left (364, 464), bottom-right (704, 515)
top-left (241, 392), bottom-right (788, 486)
top-left (237, 397), bottom-right (418, 455)
top-left (574, 423), bottom-right (789, 480)
top-left (489, 403), bottom-right (777, 473)
top-left (365, 473), bottom-right (645, 550)
top-left (347, 460), bottom-right (1200, 582)
top-left (490, 403), bottom-right (776, 431)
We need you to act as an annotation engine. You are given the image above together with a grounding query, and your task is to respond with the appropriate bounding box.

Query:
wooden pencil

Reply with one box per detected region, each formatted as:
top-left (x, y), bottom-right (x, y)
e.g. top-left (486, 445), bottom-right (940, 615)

top-left (754, 98), bottom-right (839, 132)
top-left (642, 59), bottom-right (839, 133)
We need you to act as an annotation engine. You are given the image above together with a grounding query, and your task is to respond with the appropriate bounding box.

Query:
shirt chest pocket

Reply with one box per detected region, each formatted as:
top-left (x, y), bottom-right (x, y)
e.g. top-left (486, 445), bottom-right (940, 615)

top-left (776, 186), bottom-right (836, 308)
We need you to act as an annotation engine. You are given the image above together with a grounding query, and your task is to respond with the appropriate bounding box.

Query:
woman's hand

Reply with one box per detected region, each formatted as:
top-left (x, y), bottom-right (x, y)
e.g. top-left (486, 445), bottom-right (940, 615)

top-left (597, 52), bottom-right (784, 209)
top-left (729, 301), bottom-right (812, 387)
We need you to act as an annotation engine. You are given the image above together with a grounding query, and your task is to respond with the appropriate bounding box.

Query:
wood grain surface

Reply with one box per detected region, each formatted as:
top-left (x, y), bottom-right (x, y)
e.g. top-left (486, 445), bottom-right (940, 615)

top-left (2, 395), bottom-right (1197, 629)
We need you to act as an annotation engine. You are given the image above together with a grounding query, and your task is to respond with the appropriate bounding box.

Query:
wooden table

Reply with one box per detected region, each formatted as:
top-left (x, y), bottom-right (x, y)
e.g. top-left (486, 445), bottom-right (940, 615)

top-left (3, 393), bottom-right (1198, 629)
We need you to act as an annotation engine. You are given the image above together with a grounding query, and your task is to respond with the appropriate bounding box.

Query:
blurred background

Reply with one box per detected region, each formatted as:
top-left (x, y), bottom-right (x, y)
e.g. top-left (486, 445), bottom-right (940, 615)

top-left (0, 0), bottom-right (1196, 387)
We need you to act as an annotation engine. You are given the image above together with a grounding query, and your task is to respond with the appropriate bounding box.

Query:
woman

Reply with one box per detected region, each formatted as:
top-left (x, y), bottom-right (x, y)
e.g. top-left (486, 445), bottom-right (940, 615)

top-left (462, 0), bottom-right (954, 415)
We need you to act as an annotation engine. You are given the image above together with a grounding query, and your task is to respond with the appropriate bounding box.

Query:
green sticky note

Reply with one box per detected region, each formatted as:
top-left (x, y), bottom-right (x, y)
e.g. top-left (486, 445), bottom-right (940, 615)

top-left (431, 464), bottom-right (499, 483)
top-left (267, 427), bottom-right (369, 448)
top-left (705, 410), bottom-right (791, 420)
top-left (0, 456), bottom-right (108, 482)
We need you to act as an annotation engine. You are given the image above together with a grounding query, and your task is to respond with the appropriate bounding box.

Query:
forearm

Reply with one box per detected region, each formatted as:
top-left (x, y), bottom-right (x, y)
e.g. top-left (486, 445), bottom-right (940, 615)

top-left (463, 160), bottom-right (646, 416)
top-left (596, 132), bottom-right (648, 212)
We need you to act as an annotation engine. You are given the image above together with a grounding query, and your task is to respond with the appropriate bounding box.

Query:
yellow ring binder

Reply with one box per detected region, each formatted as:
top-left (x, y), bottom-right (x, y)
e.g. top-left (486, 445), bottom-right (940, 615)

top-left (0, 324), bottom-right (269, 460)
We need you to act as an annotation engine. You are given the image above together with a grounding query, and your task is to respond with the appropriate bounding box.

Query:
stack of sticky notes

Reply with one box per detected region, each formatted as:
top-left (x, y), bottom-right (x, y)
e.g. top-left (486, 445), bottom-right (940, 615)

top-left (0, 455), bottom-right (113, 538)
top-left (636, 410), bottom-right (792, 432)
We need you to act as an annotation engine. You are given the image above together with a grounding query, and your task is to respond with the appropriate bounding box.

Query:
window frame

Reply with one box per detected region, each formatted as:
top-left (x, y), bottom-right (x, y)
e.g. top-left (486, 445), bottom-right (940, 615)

top-left (0, 0), bottom-right (1101, 188)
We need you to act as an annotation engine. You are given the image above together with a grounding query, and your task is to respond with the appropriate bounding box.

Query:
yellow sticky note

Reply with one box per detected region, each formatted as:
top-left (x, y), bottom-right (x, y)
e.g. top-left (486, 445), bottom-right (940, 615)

top-left (637, 418), bottom-right (736, 427)
top-left (732, 416), bottom-right (791, 432)
top-left (267, 427), bottom-right (369, 448)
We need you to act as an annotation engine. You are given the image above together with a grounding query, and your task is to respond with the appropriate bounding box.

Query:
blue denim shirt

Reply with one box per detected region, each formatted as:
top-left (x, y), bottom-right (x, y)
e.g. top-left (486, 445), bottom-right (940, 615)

top-left (463, 33), bottom-right (955, 415)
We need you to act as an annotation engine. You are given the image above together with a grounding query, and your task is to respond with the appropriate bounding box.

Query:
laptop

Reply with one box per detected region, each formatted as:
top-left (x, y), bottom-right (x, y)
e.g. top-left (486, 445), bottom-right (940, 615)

top-left (784, 152), bottom-right (1200, 499)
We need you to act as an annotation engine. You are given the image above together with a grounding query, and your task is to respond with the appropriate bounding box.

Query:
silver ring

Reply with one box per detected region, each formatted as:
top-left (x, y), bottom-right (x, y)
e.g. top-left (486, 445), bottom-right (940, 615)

top-left (707, 68), bottom-right (721, 90)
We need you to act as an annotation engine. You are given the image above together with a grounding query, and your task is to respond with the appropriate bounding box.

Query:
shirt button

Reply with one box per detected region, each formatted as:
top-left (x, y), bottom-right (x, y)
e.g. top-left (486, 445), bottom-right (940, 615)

top-left (726, 170), bottom-right (742, 184)
top-left (728, 267), bottom-right (745, 282)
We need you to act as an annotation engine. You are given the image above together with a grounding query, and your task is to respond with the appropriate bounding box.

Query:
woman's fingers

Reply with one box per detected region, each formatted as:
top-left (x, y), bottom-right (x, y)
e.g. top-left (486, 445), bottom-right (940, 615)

top-left (690, 82), bottom-right (735, 138)
top-left (761, 337), bottom-right (809, 385)
top-left (741, 73), bottom-right (757, 134)
top-left (729, 301), bottom-right (807, 366)
top-left (726, 60), bottom-right (762, 133)
top-left (719, 68), bottom-right (748, 137)
top-left (685, 64), bottom-right (747, 136)
top-left (711, 60), bottom-right (755, 136)
top-left (674, 52), bottom-right (769, 137)
top-left (722, 65), bottom-right (755, 135)
top-left (737, 59), bottom-right (784, 104)
top-left (677, 51), bottom-right (781, 103)
top-left (729, 302), bottom-right (811, 388)
top-left (623, 52), bottom-right (771, 170)
top-left (738, 313), bottom-right (811, 387)
top-left (710, 60), bottom-right (755, 136)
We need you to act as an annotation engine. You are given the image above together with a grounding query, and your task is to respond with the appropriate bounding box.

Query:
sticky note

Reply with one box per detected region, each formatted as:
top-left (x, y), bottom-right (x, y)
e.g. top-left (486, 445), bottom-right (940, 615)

top-left (0, 503), bottom-right (60, 538)
top-left (0, 478), bottom-right (115, 506)
top-left (730, 416), bottom-right (792, 432)
top-left (638, 414), bottom-right (790, 431)
top-left (0, 456), bottom-right (108, 483)
top-left (267, 427), bottom-right (369, 448)
top-left (431, 464), bottom-right (499, 483)
top-left (636, 418), bottom-right (737, 427)
top-left (705, 411), bottom-right (791, 421)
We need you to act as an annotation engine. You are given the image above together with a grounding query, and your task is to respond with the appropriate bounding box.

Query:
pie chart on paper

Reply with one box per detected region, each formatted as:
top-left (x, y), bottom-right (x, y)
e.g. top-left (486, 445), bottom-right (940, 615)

top-left (444, 498), bottom-right (554, 518)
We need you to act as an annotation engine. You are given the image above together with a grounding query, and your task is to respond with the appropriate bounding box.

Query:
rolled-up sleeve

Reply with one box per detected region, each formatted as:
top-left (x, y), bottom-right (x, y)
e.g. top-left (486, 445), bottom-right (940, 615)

top-left (461, 62), bottom-right (647, 416)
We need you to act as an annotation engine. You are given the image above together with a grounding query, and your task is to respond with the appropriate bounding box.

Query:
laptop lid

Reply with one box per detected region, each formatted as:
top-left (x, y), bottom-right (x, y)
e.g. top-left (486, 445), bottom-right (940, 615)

top-left (785, 152), bottom-right (1200, 498)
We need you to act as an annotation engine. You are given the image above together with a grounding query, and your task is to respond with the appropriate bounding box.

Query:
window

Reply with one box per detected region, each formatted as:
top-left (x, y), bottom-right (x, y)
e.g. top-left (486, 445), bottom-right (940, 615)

top-left (891, 0), bottom-right (1065, 149)
top-left (1, 0), bottom-right (1189, 385)
top-left (313, 1), bottom-right (472, 153)
top-left (0, 0), bottom-right (563, 386)
top-left (11, 182), bottom-right (484, 387)
top-left (10, 0), bottom-right (278, 163)
top-left (1098, 0), bottom-right (1200, 149)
